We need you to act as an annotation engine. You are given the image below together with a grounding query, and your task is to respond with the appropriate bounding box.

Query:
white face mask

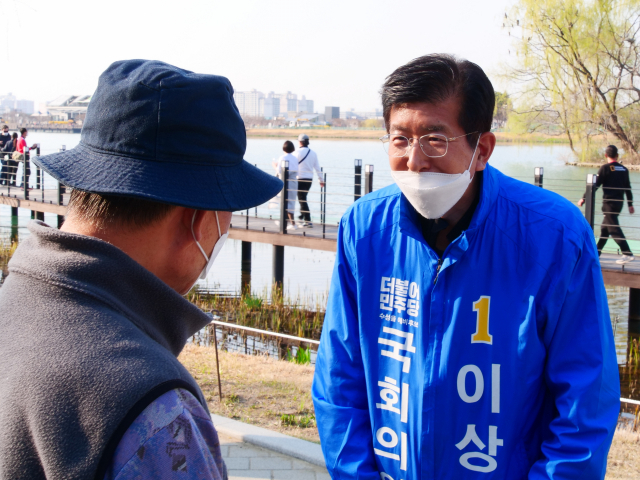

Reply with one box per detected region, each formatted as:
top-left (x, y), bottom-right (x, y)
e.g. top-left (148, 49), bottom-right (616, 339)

top-left (390, 136), bottom-right (481, 219)
top-left (191, 211), bottom-right (228, 281)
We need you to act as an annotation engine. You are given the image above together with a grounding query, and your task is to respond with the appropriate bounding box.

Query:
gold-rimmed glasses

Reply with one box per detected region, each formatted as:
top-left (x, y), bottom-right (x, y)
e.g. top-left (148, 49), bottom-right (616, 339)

top-left (380, 132), bottom-right (479, 158)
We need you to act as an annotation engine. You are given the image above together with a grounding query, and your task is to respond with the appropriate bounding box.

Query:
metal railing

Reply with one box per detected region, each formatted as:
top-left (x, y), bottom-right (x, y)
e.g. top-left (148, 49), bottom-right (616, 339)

top-left (0, 144), bottom-right (69, 227)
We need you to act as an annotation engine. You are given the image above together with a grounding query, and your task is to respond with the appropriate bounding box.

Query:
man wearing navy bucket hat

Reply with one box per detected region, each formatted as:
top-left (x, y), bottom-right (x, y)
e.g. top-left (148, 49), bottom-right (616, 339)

top-left (0, 60), bottom-right (282, 479)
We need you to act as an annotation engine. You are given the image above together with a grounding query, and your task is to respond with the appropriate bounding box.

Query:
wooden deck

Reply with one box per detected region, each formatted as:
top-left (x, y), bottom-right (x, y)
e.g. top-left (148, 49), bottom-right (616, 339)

top-left (2, 187), bottom-right (639, 286)
top-left (600, 253), bottom-right (640, 288)
top-left (0, 188), bottom-right (68, 215)
top-left (229, 213), bottom-right (337, 252)
top-left (0, 188), bottom-right (339, 251)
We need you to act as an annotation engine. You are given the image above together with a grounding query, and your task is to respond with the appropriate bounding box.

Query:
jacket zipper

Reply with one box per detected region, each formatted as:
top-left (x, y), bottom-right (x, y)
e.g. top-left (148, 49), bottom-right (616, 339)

top-left (434, 257), bottom-right (443, 285)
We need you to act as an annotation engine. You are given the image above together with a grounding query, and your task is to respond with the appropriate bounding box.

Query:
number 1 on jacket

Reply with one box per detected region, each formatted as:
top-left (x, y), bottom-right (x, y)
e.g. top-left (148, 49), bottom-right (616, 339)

top-left (472, 296), bottom-right (493, 344)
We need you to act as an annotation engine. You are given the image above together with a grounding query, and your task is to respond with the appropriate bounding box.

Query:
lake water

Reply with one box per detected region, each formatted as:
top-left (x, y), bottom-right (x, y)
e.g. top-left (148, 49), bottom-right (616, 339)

top-left (1, 133), bottom-right (639, 365)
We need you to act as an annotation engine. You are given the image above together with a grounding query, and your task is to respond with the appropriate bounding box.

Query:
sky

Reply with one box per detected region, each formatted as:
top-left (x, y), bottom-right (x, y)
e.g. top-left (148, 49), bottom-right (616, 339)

top-left (0, 0), bottom-right (516, 112)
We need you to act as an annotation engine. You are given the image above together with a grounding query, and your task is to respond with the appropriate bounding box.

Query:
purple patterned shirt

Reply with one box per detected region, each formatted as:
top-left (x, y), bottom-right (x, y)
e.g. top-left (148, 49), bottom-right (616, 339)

top-left (102, 388), bottom-right (226, 479)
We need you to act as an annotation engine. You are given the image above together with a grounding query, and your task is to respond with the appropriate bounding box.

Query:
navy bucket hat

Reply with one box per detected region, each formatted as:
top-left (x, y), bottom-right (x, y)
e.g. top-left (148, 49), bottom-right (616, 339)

top-left (37, 59), bottom-right (283, 211)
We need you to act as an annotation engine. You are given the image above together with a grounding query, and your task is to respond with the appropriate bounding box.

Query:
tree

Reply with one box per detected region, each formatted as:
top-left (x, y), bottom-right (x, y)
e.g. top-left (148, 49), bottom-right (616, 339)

top-left (505, 0), bottom-right (640, 162)
top-left (360, 119), bottom-right (384, 129)
top-left (494, 91), bottom-right (511, 127)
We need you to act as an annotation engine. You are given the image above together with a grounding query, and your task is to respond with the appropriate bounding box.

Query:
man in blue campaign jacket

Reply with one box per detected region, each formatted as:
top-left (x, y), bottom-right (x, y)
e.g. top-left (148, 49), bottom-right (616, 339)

top-left (312, 54), bottom-right (620, 480)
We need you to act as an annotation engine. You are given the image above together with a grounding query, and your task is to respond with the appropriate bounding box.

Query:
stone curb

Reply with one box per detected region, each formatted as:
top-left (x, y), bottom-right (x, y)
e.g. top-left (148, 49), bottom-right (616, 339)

top-left (211, 413), bottom-right (326, 468)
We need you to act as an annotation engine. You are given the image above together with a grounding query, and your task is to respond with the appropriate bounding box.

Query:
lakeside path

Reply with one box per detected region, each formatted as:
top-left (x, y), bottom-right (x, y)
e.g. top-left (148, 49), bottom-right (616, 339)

top-left (246, 128), bottom-right (571, 144)
top-left (218, 431), bottom-right (329, 480)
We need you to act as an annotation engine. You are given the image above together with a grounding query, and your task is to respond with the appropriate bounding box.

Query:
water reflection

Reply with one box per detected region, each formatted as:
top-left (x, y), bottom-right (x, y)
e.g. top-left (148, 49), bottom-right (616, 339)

top-left (191, 321), bottom-right (318, 364)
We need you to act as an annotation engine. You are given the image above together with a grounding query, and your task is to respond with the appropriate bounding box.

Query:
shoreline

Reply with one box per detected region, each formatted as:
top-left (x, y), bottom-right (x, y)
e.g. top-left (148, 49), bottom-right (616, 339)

top-left (566, 161), bottom-right (640, 171)
top-left (245, 128), bottom-right (573, 144)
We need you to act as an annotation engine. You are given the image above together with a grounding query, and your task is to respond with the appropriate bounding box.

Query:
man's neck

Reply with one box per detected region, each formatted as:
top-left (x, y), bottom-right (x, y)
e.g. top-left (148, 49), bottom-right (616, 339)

top-left (607, 157), bottom-right (617, 163)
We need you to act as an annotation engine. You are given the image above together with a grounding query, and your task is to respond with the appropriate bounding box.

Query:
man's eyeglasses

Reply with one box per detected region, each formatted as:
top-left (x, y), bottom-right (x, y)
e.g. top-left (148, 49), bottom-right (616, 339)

top-left (380, 132), bottom-right (478, 158)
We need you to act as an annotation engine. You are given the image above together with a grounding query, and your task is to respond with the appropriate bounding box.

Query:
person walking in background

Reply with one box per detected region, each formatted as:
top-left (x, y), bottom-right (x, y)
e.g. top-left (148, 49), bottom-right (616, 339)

top-left (272, 140), bottom-right (299, 230)
top-left (16, 128), bottom-right (37, 189)
top-left (1, 132), bottom-right (18, 187)
top-left (296, 133), bottom-right (324, 228)
top-left (578, 145), bottom-right (635, 264)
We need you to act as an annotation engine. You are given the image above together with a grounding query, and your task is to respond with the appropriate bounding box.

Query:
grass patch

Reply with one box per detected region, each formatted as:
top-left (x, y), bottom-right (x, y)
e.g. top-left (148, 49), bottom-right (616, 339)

top-left (179, 343), bottom-right (319, 443)
top-left (287, 346), bottom-right (312, 365)
top-left (0, 241), bottom-right (17, 266)
top-left (188, 289), bottom-right (326, 341)
top-left (606, 425), bottom-right (640, 479)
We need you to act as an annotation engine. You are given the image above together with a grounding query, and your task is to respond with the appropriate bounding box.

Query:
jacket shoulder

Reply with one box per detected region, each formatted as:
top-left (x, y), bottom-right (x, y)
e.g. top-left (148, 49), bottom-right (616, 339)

top-left (340, 184), bottom-right (401, 240)
top-left (492, 172), bottom-right (592, 256)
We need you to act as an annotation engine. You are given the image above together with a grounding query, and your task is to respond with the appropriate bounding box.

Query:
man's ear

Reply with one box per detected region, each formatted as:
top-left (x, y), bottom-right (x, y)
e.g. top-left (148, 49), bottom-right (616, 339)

top-left (475, 132), bottom-right (496, 171)
top-left (182, 208), bottom-right (206, 242)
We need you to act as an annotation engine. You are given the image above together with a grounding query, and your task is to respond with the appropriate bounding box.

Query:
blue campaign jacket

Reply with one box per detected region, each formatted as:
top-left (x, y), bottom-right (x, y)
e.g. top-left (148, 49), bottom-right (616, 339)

top-left (312, 165), bottom-right (620, 480)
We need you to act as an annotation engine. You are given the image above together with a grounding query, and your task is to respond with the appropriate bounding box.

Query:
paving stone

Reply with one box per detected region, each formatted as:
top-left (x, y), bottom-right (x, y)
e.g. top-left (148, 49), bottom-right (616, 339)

top-left (227, 470), bottom-right (272, 480)
top-left (218, 427), bottom-right (329, 479)
top-left (250, 456), bottom-right (293, 470)
top-left (292, 459), bottom-right (318, 469)
top-left (228, 444), bottom-right (272, 458)
top-left (224, 456), bottom-right (250, 470)
top-left (272, 469), bottom-right (318, 480)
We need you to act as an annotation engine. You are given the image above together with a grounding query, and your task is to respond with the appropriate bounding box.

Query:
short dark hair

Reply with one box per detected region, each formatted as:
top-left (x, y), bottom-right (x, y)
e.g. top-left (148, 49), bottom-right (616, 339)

top-left (20, 128), bottom-right (27, 135)
top-left (2, 125), bottom-right (8, 129)
top-left (605, 145), bottom-right (618, 159)
top-left (283, 140), bottom-right (295, 154)
top-left (300, 139), bottom-right (309, 147)
top-left (11, 133), bottom-right (17, 139)
top-left (381, 54), bottom-right (495, 147)
top-left (67, 190), bottom-right (176, 231)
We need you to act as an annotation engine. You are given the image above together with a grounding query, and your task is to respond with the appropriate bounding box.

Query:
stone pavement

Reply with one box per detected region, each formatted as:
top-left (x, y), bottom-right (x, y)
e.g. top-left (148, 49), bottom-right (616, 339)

top-left (219, 432), bottom-right (331, 480)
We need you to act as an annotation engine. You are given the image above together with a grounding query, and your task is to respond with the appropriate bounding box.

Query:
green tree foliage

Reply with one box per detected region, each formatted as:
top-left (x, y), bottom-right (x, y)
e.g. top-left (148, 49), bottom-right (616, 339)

top-left (505, 0), bottom-right (640, 162)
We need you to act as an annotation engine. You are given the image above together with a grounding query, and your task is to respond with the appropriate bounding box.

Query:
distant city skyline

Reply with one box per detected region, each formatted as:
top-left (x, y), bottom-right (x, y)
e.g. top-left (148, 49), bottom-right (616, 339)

top-left (0, 93), bottom-right (35, 115)
top-left (233, 90), bottom-right (315, 119)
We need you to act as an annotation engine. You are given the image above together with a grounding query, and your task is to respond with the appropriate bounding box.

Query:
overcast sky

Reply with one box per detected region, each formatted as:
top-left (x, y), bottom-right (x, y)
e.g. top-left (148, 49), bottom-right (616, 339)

top-left (0, 0), bottom-right (515, 112)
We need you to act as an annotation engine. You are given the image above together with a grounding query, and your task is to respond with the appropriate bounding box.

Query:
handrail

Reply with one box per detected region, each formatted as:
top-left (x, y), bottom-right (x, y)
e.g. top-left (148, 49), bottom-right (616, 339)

top-left (208, 318), bottom-right (320, 345)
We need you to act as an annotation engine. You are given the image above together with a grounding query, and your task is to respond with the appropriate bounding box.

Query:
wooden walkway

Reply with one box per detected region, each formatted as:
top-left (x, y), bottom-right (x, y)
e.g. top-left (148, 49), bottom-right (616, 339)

top-left (2, 186), bottom-right (640, 286)
top-left (229, 213), bottom-right (337, 252)
top-left (600, 253), bottom-right (640, 288)
top-left (0, 187), bottom-right (339, 251)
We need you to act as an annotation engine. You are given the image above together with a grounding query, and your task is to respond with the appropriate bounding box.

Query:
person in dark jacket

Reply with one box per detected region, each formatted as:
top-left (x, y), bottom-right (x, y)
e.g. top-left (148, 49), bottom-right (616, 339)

top-left (1, 132), bottom-right (18, 186)
top-left (0, 60), bottom-right (283, 480)
top-left (0, 125), bottom-right (10, 148)
top-left (579, 145), bottom-right (635, 264)
top-left (0, 125), bottom-right (11, 185)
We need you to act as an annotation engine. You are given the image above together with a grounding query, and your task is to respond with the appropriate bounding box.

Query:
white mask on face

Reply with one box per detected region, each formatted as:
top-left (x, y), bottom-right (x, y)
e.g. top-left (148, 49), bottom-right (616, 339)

top-left (390, 136), bottom-right (481, 219)
top-left (191, 211), bottom-right (228, 281)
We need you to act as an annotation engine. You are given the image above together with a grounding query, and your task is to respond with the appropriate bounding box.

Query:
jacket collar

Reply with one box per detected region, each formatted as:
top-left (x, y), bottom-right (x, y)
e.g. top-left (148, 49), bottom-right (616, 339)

top-left (397, 164), bottom-right (500, 257)
top-left (9, 221), bottom-right (211, 356)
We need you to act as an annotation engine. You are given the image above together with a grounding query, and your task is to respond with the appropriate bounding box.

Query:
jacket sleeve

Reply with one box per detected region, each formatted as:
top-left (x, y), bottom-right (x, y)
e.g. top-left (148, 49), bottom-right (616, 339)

top-left (312, 219), bottom-right (379, 480)
top-left (624, 170), bottom-right (633, 207)
top-left (529, 230), bottom-right (620, 479)
top-left (313, 154), bottom-right (323, 180)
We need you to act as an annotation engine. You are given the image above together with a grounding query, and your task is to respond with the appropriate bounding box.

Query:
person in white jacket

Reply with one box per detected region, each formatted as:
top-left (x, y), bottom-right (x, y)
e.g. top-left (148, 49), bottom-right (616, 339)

top-left (296, 134), bottom-right (325, 227)
top-left (272, 140), bottom-right (299, 230)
